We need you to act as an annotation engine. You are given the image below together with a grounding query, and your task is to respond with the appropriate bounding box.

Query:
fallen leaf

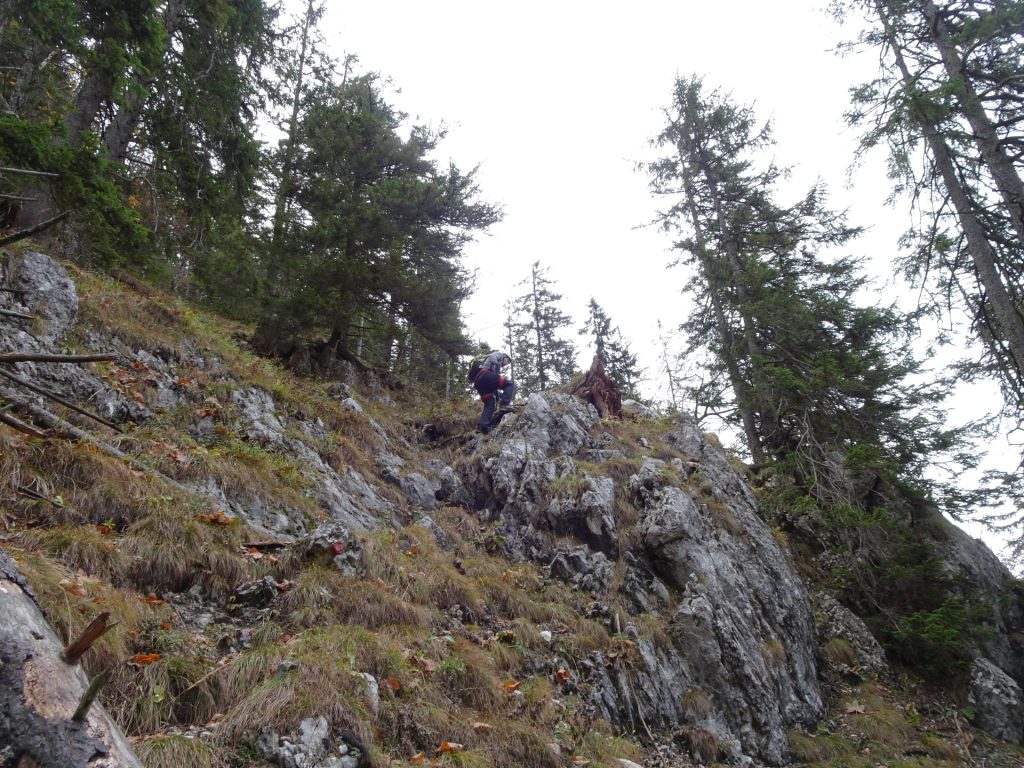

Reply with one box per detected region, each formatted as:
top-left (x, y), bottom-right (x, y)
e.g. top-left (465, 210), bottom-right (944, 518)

top-left (58, 578), bottom-right (87, 597)
top-left (554, 668), bottom-right (571, 684)
top-left (500, 679), bottom-right (522, 692)
top-left (130, 652), bottom-right (162, 665)
top-left (383, 677), bottom-right (401, 693)
top-left (415, 656), bottom-right (438, 673)
top-left (435, 741), bottom-right (464, 754)
top-left (845, 700), bottom-right (866, 715)
top-left (144, 593), bottom-right (167, 606)
top-left (409, 753), bottom-right (425, 765)
top-left (95, 523), bottom-right (114, 536)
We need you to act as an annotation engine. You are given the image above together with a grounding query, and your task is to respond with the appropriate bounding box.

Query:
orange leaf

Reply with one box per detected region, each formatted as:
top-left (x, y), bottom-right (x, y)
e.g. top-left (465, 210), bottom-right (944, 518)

top-left (408, 753), bottom-right (425, 765)
top-left (145, 593), bottom-right (167, 606)
top-left (95, 524), bottom-right (114, 536)
top-left (130, 652), bottom-right (161, 665)
top-left (555, 668), bottom-right (571, 684)
top-left (435, 741), bottom-right (464, 754)
top-left (383, 677), bottom-right (401, 693)
top-left (58, 578), bottom-right (87, 597)
top-left (500, 679), bottom-right (521, 692)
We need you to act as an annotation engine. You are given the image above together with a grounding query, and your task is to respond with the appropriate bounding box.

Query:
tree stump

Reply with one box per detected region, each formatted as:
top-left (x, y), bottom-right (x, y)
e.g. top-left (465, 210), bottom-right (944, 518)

top-left (571, 356), bottom-right (622, 418)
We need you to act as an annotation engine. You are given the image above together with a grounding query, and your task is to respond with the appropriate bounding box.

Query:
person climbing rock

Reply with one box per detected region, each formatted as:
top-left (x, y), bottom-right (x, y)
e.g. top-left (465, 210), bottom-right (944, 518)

top-left (470, 350), bottom-right (516, 433)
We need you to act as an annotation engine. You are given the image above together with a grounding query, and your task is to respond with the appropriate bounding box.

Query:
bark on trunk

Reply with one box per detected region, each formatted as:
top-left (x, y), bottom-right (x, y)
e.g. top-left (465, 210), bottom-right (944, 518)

top-left (918, 0), bottom-right (1024, 246)
top-left (877, 3), bottom-right (1024, 387)
top-left (0, 548), bottom-right (143, 767)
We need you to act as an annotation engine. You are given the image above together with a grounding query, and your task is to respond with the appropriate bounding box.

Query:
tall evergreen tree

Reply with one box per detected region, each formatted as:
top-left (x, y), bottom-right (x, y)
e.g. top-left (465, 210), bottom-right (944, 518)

top-left (506, 262), bottom-right (577, 394)
top-left (649, 76), bottom-right (961, 504)
top-left (259, 74), bottom-right (500, 376)
top-left (578, 299), bottom-right (642, 399)
top-left (838, 0), bottom-right (1024, 412)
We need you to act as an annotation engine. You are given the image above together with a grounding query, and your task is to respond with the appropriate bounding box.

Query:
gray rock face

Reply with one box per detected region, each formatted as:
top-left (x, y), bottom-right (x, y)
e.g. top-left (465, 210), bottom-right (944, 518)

top-left (969, 657), bottom-right (1024, 744)
top-left (8, 250), bottom-right (78, 344)
top-left (813, 592), bottom-right (889, 681)
top-left (255, 716), bottom-right (365, 768)
top-left (462, 397), bottom-right (823, 764)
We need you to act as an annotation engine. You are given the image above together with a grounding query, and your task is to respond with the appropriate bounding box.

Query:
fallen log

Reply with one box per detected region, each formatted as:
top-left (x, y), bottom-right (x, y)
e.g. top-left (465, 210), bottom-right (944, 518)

top-left (0, 548), bottom-right (143, 767)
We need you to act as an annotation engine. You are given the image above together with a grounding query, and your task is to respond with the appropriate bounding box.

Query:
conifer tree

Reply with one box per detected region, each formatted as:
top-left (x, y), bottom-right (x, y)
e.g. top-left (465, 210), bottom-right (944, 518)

top-left (649, 76), bottom-right (961, 503)
top-left (258, 74), bottom-right (500, 376)
top-left (579, 299), bottom-right (642, 400)
top-left (506, 262), bottom-right (577, 394)
top-left (838, 0), bottom-right (1024, 412)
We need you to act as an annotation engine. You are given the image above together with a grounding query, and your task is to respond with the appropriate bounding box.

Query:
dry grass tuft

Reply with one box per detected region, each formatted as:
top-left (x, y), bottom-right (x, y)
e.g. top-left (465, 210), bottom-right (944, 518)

top-left (680, 687), bottom-right (713, 720)
top-left (217, 625), bottom-right (396, 747)
top-left (786, 728), bottom-right (858, 763)
top-left (681, 724), bottom-right (719, 763)
top-left (17, 523), bottom-right (128, 581)
top-left (122, 507), bottom-right (249, 596)
top-left (281, 565), bottom-right (433, 631)
top-left (821, 637), bottom-right (857, 668)
top-left (134, 734), bottom-right (222, 768)
top-left (436, 637), bottom-right (503, 712)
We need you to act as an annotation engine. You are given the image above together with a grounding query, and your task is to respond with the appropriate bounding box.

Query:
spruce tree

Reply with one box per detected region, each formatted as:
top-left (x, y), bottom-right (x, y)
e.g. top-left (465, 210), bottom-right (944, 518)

top-left (649, 76), bottom-right (961, 504)
top-left (506, 262), bottom-right (578, 394)
top-left (579, 299), bottom-right (642, 400)
top-left (838, 0), bottom-right (1024, 412)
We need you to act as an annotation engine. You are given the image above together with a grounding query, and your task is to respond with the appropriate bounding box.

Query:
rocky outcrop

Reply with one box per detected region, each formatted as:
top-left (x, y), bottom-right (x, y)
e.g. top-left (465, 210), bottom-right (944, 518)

top-left (460, 392), bottom-right (823, 764)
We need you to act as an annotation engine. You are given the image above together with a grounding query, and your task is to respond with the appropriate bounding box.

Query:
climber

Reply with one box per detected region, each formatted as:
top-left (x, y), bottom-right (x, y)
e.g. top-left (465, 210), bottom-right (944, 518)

top-left (471, 350), bottom-right (516, 433)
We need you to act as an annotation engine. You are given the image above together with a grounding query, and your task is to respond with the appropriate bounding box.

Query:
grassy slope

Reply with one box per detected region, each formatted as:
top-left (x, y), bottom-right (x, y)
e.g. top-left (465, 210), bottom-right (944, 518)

top-left (1, 265), bottom-right (1021, 768)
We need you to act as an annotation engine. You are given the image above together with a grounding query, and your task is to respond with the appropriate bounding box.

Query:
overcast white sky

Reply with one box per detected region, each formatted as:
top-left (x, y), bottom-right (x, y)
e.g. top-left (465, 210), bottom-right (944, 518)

top-left (314, 1), bottom-right (901, 390)
top-left (307, 1), bottom-right (1017, 566)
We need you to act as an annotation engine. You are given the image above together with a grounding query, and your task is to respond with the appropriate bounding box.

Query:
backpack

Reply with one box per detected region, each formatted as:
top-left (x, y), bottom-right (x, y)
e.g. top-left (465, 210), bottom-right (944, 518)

top-left (467, 354), bottom-right (486, 382)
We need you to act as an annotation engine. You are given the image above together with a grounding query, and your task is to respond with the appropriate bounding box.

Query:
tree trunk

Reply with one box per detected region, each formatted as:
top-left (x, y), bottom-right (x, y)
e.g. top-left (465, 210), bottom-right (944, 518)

top-left (918, 0), bottom-right (1024, 247)
top-left (0, 549), bottom-right (143, 767)
top-left (679, 157), bottom-right (767, 463)
top-left (877, 2), bottom-right (1024, 388)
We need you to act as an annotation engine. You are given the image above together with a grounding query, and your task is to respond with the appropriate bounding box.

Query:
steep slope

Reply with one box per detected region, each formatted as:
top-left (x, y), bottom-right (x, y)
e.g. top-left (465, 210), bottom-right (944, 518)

top-left (1, 250), bottom-right (1022, 768)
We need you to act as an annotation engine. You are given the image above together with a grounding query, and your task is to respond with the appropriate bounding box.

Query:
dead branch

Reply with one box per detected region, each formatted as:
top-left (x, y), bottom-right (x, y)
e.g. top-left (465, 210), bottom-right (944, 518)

top-left (0, 193), bottom-right (37, 202)
top-left (0, 210), bottom-right (69, 247)
top-left (0, 352), bottom-right (115, 364)
top-left (0, 166), bottom-right (59, 178)
top-left (0, 408), bottom-right (47, 438)
top-left (0, 367), bottom-right (124, 433)
top-left (2, 391), bottom-right (193, 494)
top-left (0, 307), bottom-right (33, 320)
top-left (63, 612), bottom-right (115, 664)
top-left (72, 670), bottom-right (111, 723)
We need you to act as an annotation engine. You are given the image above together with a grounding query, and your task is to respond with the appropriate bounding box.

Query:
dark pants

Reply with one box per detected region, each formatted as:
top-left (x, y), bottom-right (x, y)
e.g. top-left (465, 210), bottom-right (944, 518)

top-left (475, 371), bottom-right (515, 431)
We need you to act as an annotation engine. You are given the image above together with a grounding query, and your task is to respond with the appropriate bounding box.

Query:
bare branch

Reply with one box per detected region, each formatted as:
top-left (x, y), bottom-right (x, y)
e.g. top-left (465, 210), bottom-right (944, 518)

top-left (0, 308), bottom-right (33, 320)
top-left (0, 408), bottom-right (47, 438)
top-left (0, 211), bottom-right (69, 247)
top-left (0, 352), bottom-right (115, 364)
top-left (0, 167), bottom-right (59, 178)
top-left (0, 367), bottom-right (123, 432)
